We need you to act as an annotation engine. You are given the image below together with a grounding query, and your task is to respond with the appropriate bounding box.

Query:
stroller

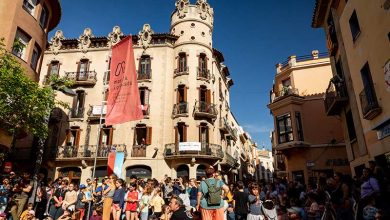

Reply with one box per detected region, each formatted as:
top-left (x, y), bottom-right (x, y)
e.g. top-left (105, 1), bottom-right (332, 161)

top-left (261, 200), bottom-right (277, 220)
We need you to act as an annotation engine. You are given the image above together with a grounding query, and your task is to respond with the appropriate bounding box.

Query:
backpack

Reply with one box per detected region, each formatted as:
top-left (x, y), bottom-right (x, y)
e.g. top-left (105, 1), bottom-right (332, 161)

top-left (204, 179), bottom-right (222, 206)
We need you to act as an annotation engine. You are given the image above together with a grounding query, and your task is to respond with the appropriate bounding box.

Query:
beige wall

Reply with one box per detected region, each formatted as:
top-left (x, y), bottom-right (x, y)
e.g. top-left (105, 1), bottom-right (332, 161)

top-left (40, 1), bottom-right (247, 182)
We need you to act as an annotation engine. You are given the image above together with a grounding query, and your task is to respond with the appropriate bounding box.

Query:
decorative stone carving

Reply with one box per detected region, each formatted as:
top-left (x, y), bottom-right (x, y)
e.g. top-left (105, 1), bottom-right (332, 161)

top-left (175, 0), bottom-right (189, 18)
top-left (50, 30), bottom-right (65, 55)
top-left (138, 24), bottom-right (154, 50)
top-left (78, 28), bottom-right (93, 52)
top-left (107, 26), bottom-right (124, 47)
top-left (196, 0), bottom-right (211, 20)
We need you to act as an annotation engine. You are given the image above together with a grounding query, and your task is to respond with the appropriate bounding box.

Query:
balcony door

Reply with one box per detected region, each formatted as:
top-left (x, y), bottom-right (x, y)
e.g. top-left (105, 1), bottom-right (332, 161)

top-left (176, 85), bottom-right (187, 114)
top-left (77, 59), bottom-right (89, 80)
top-left (199, 123), bottom-right (209, 144)
top-left (72, 91), bottom-right (85, 118)
top-left (175, 123), bottom-right (187, 153)
top-left (178, 53), bottom-right (187, 72)
top-left (199, 86), bottom-right (211, 112)
top-left (139, 55), bottom-right (151, 78)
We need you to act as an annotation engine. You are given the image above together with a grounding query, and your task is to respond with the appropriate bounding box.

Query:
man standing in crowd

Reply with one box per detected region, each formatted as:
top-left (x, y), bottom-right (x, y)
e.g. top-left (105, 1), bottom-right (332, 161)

top-left (10, 172), bottom-right (33, 219)
top-left (196, 166), bottom-right (229, 220)
top-left (170, 196), bottom-right (192, 220)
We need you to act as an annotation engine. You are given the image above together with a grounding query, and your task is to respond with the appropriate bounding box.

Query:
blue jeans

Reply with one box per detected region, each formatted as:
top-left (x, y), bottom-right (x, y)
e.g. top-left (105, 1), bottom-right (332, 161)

top-left (190, 199), bottom-right (197, 208)
top-left (140, 211), bottom-right (148, 220)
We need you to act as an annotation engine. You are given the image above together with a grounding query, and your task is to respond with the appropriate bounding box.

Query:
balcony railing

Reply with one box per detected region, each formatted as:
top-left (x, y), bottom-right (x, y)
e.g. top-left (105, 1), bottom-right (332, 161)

top-left (197, 68), bottom-right (210, 81)
top-left (132, 145), bottom-right (146, 157)
top-left (87, 105), bottom-right (107, 119)
top-left (174, 67), bottom-right (189, 77)
top-left (69, 107), bottom-right (84, 119)
top-left (221, 151), bottom-right (238, 167)
top-left (193, 101), bottom-right (218, 119)
top-left (65, 71), bottom-right (97, 85)
top-left (219, 117), bottom-right (237, 140)
top-left (324, 79), bottom-right (348, 116)
top-left (137, 69), bottom-right (152, 81)
top-left (172, 102), bottom-right (188, 117)
top-left (56, 144), bottom-right (126, 159)
top-left (272, 87), bottom-right (299, 102)
top-left (164, 143), bottom-right (223, 159)
top-left (359, 86), bottom-right (382, 120)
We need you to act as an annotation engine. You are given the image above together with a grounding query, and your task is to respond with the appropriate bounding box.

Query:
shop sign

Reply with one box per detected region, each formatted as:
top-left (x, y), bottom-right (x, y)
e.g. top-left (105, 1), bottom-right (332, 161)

top-left (377, 121), bottom-right (390, 140)
top-left (306, 161), bottom-right (315, 167)
top-left (179, 142), bottom-right (201, 151)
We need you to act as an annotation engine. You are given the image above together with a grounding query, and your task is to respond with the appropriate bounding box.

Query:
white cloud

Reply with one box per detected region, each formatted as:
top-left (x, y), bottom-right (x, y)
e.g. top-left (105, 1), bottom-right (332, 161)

top-left (242, 124), bottom-right (272, 133)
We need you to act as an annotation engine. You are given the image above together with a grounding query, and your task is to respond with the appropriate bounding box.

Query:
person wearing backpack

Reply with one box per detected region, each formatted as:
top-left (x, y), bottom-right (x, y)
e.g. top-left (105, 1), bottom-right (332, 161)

top-left (196, 166), bottom-right (229, 220)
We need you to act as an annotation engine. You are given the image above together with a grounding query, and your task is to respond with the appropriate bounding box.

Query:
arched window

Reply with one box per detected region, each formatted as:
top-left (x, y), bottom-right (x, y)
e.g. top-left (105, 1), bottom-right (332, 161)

top-left (196, 164), bottom-right (207, 180)
top-left (177, 165), bottom-right (189, 181)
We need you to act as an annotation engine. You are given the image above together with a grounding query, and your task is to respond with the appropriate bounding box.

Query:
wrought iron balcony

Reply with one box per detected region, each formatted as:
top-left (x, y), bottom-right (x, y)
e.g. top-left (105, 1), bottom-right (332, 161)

top-left (137, 69), bottom-right (152, 81)
top-left (65, 71), bottom-right (97, 86)
top-left (219, 117), bottom-right (237, 140)
top-left (193, 101), bottom-right (218, 119)
top-left (220, 151), bottom-right (238, 168)
top-left (56, 144), bottom-right (127, 160)
top-left (172, 102), bottom-right (189, 117)
top-left (359, 86), bottom-right (382, 120)
top-left (324, 79), bottom-right (348, 116)
top-left (274, 87), bottom-right (299, 101)
top-left (69, 107), bottom-right (84, 119)
top-left (197, 68), bottom-right (210, 81)
top-left (132, 145), bottom-right (146, 157)
top-left (174, 66), bottom-right (189, 77)
top-left (87, 105), bottom-right (106, 120)
top-left (164, 142), bottom-right (223, 160)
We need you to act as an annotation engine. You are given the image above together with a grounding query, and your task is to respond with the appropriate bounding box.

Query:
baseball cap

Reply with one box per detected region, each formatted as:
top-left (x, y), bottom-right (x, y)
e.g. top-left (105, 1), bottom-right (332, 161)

top-left (79, 184), bottom-right (87, 189)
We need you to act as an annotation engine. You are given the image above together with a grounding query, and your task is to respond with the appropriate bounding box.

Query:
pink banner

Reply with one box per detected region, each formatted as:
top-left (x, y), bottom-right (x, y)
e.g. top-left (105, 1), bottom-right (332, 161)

top-left (105, 36), bottom-right (143, 125)
top-left (107, 151), bottom-right (116, 176)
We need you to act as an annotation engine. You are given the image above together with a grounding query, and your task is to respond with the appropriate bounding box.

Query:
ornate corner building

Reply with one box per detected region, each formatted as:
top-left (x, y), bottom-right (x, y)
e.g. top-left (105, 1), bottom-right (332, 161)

top-left (38, 0), bottom-right (252, 183)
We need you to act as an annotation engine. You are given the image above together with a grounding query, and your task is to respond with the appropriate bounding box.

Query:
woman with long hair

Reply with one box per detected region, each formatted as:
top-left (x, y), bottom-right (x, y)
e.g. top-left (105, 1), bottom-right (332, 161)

top-left (102, 174), bottom-right (117, 220)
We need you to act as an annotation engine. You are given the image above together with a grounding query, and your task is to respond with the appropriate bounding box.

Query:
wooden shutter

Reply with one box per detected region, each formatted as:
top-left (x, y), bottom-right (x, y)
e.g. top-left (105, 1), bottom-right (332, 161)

top-left (76, 129), bottom-right (81, 147)
top-left (65, 129), bottom-right (71, 144)
top-left (80, 91), bottom-right (86, 108)
top-left (47, 63), bottom-right (52, 76)
top-left (206, 126), bottom-right (209, 143)
top-left (184, 87), bottom-right (187, 102)
top-left (176, 88), bottom-right (180, 104)
top-left (108, 127), bottom-right (113, 145)
top-left (199, 126), bottom-right (201, 142)
top-left (145, 89), bottom-right (150, 105)
top-left (99, 128), bottom-right (103, 145)
top-left (146, 127), bottom-right (152, 145)
top-left (206, 89), bottom-right (211, 104)
top-left (174, 127), bottom-right (178, 153)
top-left (133, 127), bottom-right (137, 145)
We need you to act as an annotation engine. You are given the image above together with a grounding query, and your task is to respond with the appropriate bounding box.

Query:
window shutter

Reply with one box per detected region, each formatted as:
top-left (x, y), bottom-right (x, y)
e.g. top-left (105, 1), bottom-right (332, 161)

top-left (47, 63), bottom-right (52, 76)
top-left (76, 129), bottom-right (81, 147)
top-left (65, 129), bottom-right (71, 144)
top-left (80, 91), bottom-right (86, 107)
top-left (174, 127), bottom-right (178, 153)
top-left (72, 95), bottom-right (78, 109)
top-left (99, 128), bottom-right (103, 145)
top-left (206, 89), bottom-right (211, 104)
top-left (133, 128), bottom-right (137, 145)
top-left (108, 128), bottom-right (113, 145)
top-left (176, 88), bottom-right (180, 104)
top-left (199, 126), bottom-right (201, 142)
top-left (145, 89), bottom-right (150, 105)
top-left (76, 61), bottom-right (80, 73)
top-left (183, 125), bottom-right (187, 142)
top-left (146, 127), bottom-right (152, 145)
top-left (206, 127), bottom-right (209, 143)
top-left (184, 86), bottom-right (188, 102)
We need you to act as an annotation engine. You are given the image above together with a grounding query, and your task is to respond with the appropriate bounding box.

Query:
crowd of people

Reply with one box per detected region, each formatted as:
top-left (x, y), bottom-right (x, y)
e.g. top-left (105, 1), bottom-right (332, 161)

top-left (0, 161), bottom-right (388, 220)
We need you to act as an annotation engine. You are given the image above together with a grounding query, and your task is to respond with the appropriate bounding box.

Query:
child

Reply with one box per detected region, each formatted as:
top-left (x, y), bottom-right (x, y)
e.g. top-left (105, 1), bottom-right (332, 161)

top-left (57, 209), bottom-right (73, 220)
top-left (159, 205), bottom-right (171, 220)
top-left (20, 203), bottom-right (34, 220)
top-left (306, 192), bottom-right (321, 220)
top-left (125, 183), bottom-right (139, 220)
top-left (149, 187), bottom-right (165, 218)
top-left (247, 183), bottom-right (265, 220)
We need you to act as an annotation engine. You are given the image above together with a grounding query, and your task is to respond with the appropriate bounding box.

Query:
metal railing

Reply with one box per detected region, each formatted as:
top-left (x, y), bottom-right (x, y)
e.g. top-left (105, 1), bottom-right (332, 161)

top-left (65, 71), bottom-right (97, 82)
top-left (194, 101), bottom-right (218, 117)
top-left (132, 145), bottom-right (146, 157)
top-left (275, 87), bottom-right (299, 100)
top-left (224, 152), bottom-right (236, 167)
top-left (56, 144), bottom-right (127, 159)
top-left (359, 86), bottom-right (380, 117)
top-left (172, 102), bottom-right (189, 116)
top-left (164, 143), bottom-right (223, 159)
top-left (174, 66), bottom-right (189, 76)
top-left (197, 67), bottom-right (210, 80)
top-left (137, 69), bottom-right (152, 80)
top-left (69, 107), bottom-right (84, 118)
top-left (324, 79), bottom-right (348, 114)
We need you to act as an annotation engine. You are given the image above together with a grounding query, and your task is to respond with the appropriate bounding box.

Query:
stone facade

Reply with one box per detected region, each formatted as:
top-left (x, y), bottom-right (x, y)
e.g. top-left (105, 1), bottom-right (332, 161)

top-left (39, 0), bottom-right (249, 184)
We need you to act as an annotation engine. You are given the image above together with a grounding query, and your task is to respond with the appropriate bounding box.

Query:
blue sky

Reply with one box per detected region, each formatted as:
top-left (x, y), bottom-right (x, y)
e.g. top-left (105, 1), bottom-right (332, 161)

top-left (51, 0), bottom-right (327, 150)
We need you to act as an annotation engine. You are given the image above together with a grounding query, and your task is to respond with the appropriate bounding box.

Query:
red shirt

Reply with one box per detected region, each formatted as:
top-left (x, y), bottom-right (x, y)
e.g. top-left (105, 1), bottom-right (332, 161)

top-left (125, 191), bottom-right (138, 211)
